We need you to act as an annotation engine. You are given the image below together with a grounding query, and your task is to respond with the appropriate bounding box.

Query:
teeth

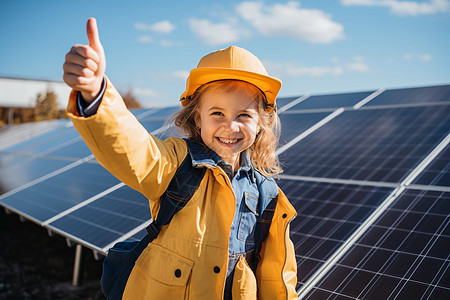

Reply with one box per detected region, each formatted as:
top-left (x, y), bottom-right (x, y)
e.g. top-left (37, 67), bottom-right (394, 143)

top-left (218, 137), bottom-right (238, 144)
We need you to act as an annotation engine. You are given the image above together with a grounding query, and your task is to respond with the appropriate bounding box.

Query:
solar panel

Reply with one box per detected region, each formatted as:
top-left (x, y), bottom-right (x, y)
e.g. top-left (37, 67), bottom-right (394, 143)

top-left (2, 125), bottom-right (78, 155)
top-left (0, 157), bottom-right (75, 193)
top-left (0, 161), bottom-right (118, 223)
top-left (365, 84), bottom-right (450, 107)
top-left (280, 105), bottom-right (450, 183)
top-left (300, 189), bottom-right (450, 299)
top-left (287, 90), bottom-right (375, 111)
top-left (46, 185), bottom-right (150, 252)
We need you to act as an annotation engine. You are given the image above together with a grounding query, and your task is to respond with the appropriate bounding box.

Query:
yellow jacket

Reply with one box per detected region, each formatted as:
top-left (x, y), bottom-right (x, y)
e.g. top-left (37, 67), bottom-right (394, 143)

top-left (67, 78), bottom-right (298, 299)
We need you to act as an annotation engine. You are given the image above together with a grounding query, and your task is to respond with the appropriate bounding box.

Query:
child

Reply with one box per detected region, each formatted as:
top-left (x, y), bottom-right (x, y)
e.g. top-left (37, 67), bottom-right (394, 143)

top-left (64, 18), bottom-right (297, 299)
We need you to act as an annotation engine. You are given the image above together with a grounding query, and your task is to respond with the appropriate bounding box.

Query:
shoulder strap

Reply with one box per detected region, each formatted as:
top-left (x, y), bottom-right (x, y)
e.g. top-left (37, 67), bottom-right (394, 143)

top-left (145, 147), bottom-right (206, 241)
top-left (250, 172), bottom-right (279, 272)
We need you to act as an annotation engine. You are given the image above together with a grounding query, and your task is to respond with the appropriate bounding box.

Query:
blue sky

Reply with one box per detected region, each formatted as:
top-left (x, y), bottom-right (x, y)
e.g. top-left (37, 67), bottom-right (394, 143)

top-left (1, 0), bottom-right (449, 107)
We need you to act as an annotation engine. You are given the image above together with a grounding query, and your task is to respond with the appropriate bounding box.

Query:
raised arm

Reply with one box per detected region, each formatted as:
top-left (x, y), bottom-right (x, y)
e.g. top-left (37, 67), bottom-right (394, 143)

top-left (63, 19), bottom-right (187, 213)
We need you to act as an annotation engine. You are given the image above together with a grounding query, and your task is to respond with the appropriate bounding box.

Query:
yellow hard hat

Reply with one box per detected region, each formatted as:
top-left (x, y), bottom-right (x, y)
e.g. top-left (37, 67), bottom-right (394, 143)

top-left (180, 46), bottom-right (282, 112)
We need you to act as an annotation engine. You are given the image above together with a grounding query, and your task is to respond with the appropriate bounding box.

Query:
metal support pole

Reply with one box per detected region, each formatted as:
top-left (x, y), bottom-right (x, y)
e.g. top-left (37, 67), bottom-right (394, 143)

top-left (72, 244), bottom-right (83, 286)
top-left (8, 108), bottom-right (14, 125)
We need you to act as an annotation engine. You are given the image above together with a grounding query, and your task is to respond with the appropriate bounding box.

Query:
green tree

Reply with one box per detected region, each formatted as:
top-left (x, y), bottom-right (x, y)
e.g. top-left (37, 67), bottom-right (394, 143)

top-left (34, 88), bottom-right (60, 121)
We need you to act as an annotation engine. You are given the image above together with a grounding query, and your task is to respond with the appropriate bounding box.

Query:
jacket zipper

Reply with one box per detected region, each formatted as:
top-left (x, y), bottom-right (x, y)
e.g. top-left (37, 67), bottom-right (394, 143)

top-left (282, 213), bottom-right (296, 300)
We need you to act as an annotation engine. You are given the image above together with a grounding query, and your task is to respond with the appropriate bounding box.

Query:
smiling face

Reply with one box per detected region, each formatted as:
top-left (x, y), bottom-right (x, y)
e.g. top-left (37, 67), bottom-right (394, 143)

top-left (196, 86), bottom-right (260, 171)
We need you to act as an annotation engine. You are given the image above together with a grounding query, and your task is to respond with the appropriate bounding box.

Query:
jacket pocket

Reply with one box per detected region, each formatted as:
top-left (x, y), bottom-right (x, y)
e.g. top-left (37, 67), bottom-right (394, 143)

top-left (238, 192), bottom-right (258, 242)
top-left (123, 243), bottom-right (193, 299)
top-left (232, 256), bottom-right (257, 300)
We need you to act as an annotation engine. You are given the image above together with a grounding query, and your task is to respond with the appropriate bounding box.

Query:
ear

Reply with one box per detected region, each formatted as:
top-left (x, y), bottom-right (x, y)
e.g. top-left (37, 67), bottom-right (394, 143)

top-left (194, 114), bottom-right (201, 130)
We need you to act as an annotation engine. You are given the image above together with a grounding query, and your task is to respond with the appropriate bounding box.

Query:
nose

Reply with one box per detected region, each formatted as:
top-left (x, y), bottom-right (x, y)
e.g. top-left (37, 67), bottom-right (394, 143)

top-left (226, 119), bottom-right (239, 132)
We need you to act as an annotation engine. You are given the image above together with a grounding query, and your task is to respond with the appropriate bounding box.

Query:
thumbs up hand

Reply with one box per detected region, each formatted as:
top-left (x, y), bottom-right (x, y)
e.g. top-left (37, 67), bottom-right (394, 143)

top-left (63, 18), bottom-right (106, 103)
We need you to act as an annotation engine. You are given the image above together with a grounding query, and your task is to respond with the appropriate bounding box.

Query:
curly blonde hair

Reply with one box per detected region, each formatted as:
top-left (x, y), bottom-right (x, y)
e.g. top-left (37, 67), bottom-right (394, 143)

top-left (174, 80), bottom-right (282, 177)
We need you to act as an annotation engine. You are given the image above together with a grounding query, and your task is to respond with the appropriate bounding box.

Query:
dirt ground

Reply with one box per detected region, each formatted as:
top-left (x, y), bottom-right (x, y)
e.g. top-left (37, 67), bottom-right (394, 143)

top-left (0, 209), bottom-right (105, 300)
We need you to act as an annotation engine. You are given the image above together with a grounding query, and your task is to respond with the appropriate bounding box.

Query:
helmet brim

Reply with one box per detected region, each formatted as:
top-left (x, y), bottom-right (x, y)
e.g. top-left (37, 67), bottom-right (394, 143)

top-left (180, 67), bottom-right (282, 112)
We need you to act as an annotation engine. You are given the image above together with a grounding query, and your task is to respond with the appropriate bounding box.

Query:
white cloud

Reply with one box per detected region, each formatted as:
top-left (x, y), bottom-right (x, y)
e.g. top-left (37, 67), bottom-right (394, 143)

top-left (160, 39), bottom-right (175, 47)
top-left (137, 35), bottom-right (154, 43)
top-left (403, 53), bottom-right (413, 60)
top-left (420, 53), bottom-right (432, 61)
top-left (345, 61), bottom-right (369, 72)
top-left (134, 21), bottom-right (175, 33)
top-left (162, 70), bottom-right (190, 80)
top-left (136, 36), bottom-right (175, 47)
top-left (265, 56), bottom-right (369, 77)
top-left (331, 57), bottom-right (340, 64)
top-left (345, 56), bottom-right (370, 71)
top-left (341, 0), bottom-right (449, 16)
top-left (189, 18), bottom-right (244, 45)
top-left (403, 53), bottom-right (432, 61)
top-left (236, 1), bottom-right (345, 44)
top-left (289, 66), bottom-right (344, 76)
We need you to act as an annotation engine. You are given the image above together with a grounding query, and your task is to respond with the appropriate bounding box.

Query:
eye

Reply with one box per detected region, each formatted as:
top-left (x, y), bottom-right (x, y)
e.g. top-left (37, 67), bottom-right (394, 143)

top-left (211, 111), bottom-right (224, 116)
top-left (238, 113), bottom-right (252, 118)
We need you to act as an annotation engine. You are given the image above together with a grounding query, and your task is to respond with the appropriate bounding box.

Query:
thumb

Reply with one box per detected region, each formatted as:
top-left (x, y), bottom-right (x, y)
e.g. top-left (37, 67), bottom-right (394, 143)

top-left (86, 17), bottom-right (103, 52)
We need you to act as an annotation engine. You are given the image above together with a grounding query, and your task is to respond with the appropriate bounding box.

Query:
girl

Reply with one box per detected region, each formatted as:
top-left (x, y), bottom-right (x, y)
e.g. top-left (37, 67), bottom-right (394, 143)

top-left (64, 18), bottom-right (297, 299)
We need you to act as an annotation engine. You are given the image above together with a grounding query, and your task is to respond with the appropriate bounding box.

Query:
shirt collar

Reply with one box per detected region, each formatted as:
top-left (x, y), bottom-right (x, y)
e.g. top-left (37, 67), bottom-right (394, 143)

top-left (185, 139), bottom-right (255, 181)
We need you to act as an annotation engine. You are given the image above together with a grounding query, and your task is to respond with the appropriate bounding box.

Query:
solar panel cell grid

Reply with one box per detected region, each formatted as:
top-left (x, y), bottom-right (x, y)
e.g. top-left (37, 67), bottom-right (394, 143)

top-left (277, 179), bottom-right (393, 288)
top-left (44, 139), bottom-right (93, 159)
top-left (48, 185), bottom-right (150, 250)
top-left (303, 190), bottom-right (450, 300)
top-left (413, 146), bottom-right (450, 187)
top-left (139, 119), bottom-right (167, 133)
